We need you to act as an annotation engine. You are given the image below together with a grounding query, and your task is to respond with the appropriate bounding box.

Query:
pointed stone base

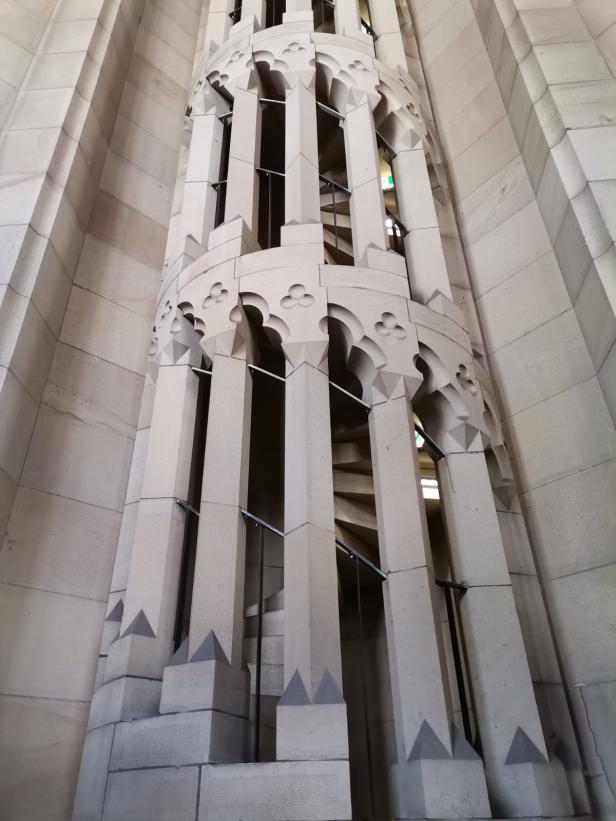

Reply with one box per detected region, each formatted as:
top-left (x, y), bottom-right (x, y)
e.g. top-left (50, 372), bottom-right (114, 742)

top-left (490, 759), bottom-right (574, 817)
top-left (198, 761), bottom-right (352, 821)
top-left (160, 658), bottom-right (250, 718)
top-left (393, 757), bottom-right (491, 818)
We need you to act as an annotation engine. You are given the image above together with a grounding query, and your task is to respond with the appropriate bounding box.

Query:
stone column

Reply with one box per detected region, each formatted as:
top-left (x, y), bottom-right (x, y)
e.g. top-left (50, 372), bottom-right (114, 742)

top-left (284, 79), bottom-right (321, 228)
top-left (392, 144), bottom-right (453, 304)
top-left (286, 0), bottom-right (312, 10)
top-left (369, 0), bottom-right (407, 70)
top-left (369, 397), bottom-right (490, 818)
top-left (224, 82), bottom-right (262, 239)
top-left (204, 0), bottom-right (234, 53)
top-left (241, 0), bottom-right (266, 28)
top-left (105, 333), bottom-right (200, 687)
top-left (344, 97), bottom-right (389, 265)
top-left (158, 348), bottom-right (252, 760)
top-left (437, 441), bottom-right (573, 817)
top-left (335, 0), bottom-right (361, 35)
top-left (182, 109), bottom-right (225, 247)
top-left (276, 358), bottom-right (349, 768)
top-left (189, 352), bottom-right (252, 666)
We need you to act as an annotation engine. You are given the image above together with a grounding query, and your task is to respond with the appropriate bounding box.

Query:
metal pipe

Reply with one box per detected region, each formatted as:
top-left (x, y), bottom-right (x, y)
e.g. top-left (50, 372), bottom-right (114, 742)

top-left (191, 367), bottom-right (213, 377)
top-left (241, 508), bottom-right (285, 539)
top-left (328, 380), bottom-right (371, 411)
top-left (175, 498), bottom-right (201, 518)
top-left (336, 538), bottom-right (386, 581)
top-left (415, 423), bottom-right (445, 460)
top-left (248, 364), bottom-right (286, 383)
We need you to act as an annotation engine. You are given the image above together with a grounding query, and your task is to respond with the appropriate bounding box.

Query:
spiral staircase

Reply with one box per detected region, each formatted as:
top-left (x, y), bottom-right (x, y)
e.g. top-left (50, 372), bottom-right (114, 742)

top-left (241, 387), bottom-right (439, 763)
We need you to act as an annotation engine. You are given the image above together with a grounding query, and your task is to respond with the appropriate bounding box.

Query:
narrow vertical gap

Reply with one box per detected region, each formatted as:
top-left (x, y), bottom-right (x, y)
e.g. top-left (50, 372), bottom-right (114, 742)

top-left (173, 360), bottom-right (211, 651)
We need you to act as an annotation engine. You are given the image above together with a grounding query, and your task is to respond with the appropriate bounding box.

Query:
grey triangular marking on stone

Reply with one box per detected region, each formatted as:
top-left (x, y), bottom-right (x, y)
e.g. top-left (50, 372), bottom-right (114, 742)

top-left (121, 609), bottom-right (156, 638)
top-left (314, 670), bottom-right (344, 704)
top-left (189, 630), bottom-right (230, 665)
top-left (408, 721), bottom-right (451, 761)
top-left (279, 670), bottom-right (310, 706)
top-left (169, 637), bottom-right (189, 666)
top-left (505, 727), bottom-right (548, 765)
top-left (105, 600), bottom-right (124, 622)
top-left (451, 723), bottom-right (480, 760)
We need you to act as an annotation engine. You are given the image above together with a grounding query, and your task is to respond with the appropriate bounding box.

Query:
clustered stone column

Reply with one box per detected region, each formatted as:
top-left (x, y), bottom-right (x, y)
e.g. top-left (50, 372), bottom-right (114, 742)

top-left (334, 0), bottom-right (361, 35)
top-left (102, 320), bottom-right (202, 701)
top-left (392, 143), bottom-right (453, 304)
top-left (224, 76), bottom-right (262, 242)
top-left (276, 350), bottom-right (349, 763)
top-left (437, 430), bottom-right (573, 817)
top-left (344, 93), bottom-right (390, 265)
top-left (368, 0), bottom-right (407, 70)
top-left (369, 395), bottom-right (491, 818)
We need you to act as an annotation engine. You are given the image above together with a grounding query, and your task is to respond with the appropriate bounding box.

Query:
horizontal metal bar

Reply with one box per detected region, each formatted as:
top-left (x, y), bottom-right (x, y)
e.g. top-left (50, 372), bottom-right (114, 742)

top-left (259, 97), bottom-right (286, 106)
top-left (415, 424), bottom-right (445, 460)
top-left (241, 509), bottom-right (285, 538)
top-left (191, 367), bottom-right (212, 377)
top-left (176, 499), bottom-right (200, 517)
top-left (248, 364), bottom-right (286, 383)
top-left (329, 380), bottom-right (371, 411)
top-left (218, 111), bottom-right (233, 122)
top-left (256, 167), bottom-right (286, 178)
top-left (319, 174), bottom-right (351, 196)
top-left (211, 180), bottom-right (227, 191)
top-left (317, 101), bottom-right (345, 121)
top-left (336, 538), bottom-right (387, 581)
top-left (435, 578), bottom-right (469, 593)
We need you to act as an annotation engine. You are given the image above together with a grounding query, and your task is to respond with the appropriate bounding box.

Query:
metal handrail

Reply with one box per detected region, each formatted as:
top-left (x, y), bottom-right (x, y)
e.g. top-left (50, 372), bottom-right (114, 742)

top-left (175, 498), bottom-right (200, 517)
top-left (361, 17), bottom-right (377, 38)
top-left (241, 508), bottom-right (285, 539)
top-left (256, 166), bottom-right (286, 178)
top-left (319, 174), bottom-right (351, 196)
top-left (336, 538), bottom-right (387, 580)
top-left (191, 367), bottom-right (212, 377)
top-left (248, 363), bottom-right (286, 383)
top-left (317, 101), bottom-right (345, 121)
top-left (415, 423), bottom-right (445, 460)
top-left (229, 4), bottom-right (242, 23)
top-left (329, 380), bottom-right (370, 411)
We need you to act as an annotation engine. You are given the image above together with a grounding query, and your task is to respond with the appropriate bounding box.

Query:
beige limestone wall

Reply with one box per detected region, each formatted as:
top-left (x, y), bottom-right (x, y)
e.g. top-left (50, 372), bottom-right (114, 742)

top-left (408, 0), bottom-right (616, 814)
top-left (0, 0), bottom-right (202, 818)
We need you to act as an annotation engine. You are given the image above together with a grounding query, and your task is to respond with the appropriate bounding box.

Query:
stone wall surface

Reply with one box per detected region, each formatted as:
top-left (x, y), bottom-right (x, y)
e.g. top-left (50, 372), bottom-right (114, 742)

top-left (0, 0), bottom-right (201, 818)
top-left (408, 0), bottom-right (616, 814)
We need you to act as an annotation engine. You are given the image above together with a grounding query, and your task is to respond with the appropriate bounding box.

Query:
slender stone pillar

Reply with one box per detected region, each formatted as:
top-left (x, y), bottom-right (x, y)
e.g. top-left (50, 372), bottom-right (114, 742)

top-left (276, 359), bottom-right (350, 770)
top-left (369, 0), bottom-right (407, 70)
top-left (392, 145), bottom-right (453, 303)
top-left (285, 80), bottom-right (321, 226)
top-left (182, 110), bottom-right (225, 246)
top-left (189, 352), bottom-right (252, 666)
top-left (158, 349), bottom-right (252, 760)
top-left (344, 97), bottom-right (389, 265)
top-left (335, 0), bottom-right (361, 35)
top-left (106, 343), bottom-right (200, 685)
top-left (286, 0), bottom-right (312, 11)
top-left (241, 0), bottom-right (266, 28)
top-left (369, 397), bottom-right (490, 818)
top-left (224, 83), bottom-right (262, 238)
top-left (438, 443), bottom-right (573, 817)
top-left (205, 0), bottom-right (234, 53)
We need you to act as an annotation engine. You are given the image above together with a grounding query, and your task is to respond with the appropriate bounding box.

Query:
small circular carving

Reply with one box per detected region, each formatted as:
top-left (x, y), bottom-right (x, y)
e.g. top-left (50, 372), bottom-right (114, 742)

top-left (375, 312), bottom-right (406, 339)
